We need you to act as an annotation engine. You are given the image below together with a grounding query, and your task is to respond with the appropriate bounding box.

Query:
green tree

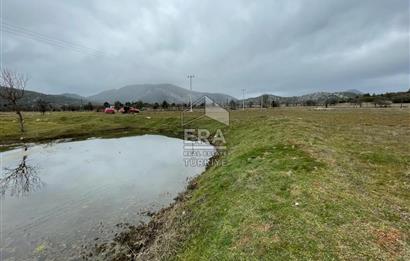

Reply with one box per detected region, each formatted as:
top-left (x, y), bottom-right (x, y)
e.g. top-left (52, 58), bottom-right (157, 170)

top-left (161, 100), bottom-right (169, 109)
top-left (37, 99), bottom-right (49, 115)
top-left (134, 100), bottom-right (144, 109)
top-left (103, 102), bottom-right (110, 108)
top-left (304, 100), bottom-right (316, 106)
top-left (114, 101), bottom-right (123, 110)
top-left (229, 100), bottom-right (237, 110)
top-left (84, 102), bottom-right (94, 111)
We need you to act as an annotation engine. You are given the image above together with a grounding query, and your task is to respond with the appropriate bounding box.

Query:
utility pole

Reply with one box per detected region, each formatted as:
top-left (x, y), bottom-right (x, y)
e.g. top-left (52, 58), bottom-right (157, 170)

top-left (187, 75), bottom-right (195, 112)
top-left (241, 89), bottom-right (246, 110)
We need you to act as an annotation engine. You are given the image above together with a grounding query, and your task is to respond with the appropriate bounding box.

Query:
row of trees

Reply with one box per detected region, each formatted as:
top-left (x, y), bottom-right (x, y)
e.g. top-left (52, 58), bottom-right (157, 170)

top-left (360, 91), bottom-right (410, 103)
top-left (32, 100), bottom-right (95, 113)
top-left (37, 92), bottom-right (410, 113)
top-left (103, 100), bottom-right (195, 110)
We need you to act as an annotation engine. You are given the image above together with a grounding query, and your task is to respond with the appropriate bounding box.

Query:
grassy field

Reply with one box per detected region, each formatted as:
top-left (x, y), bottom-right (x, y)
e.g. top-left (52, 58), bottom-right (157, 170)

top-left (0, 111), bottom-right (183, 149)
top-left (1, 108), bottom-right (409, 259)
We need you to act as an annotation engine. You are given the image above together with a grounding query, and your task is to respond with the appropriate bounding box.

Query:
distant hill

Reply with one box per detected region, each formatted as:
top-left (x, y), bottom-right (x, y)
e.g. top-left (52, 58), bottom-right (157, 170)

top-left (87, 84), bottom-right (237, 104)
top-left (243, 90), bottom-right (362, 105)
top-left (60, 93), bottom-right (85, 100)
top-left (0, 88), bottom-right (86, 111)
top-left (344, 89), bottom-right (363, 95)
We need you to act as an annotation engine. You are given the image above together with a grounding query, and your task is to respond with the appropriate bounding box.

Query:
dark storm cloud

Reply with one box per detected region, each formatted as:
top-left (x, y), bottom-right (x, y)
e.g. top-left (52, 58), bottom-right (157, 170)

top-left (2, 0), bottom-right (409, 97)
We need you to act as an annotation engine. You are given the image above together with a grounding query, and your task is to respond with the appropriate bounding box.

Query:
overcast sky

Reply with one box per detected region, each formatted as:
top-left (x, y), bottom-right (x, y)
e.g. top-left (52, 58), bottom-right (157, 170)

top-left (2, 0), bottom-right (409, 98)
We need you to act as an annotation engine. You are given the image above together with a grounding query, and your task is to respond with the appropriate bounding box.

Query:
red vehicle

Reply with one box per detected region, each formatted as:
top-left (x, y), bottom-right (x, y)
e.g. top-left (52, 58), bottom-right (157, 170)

top-left (129, 107), bottom-right (140, 113)
top-left (104, 107), bottom-right (115, 114)
top-left (119, 106), bottom-right (140, 113)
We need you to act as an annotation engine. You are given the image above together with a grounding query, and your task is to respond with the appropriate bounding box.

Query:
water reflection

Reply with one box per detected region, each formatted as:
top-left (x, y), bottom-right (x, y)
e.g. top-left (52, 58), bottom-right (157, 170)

top-left (0, 135), bottom-right (211, 260)
top-left (0, 154), bottom-right (43, 197)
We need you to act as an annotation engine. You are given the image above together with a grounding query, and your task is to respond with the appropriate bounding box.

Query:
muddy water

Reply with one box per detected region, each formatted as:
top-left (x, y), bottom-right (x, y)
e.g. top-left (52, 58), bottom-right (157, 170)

top-left (0, 135), bottom-right (213, 260)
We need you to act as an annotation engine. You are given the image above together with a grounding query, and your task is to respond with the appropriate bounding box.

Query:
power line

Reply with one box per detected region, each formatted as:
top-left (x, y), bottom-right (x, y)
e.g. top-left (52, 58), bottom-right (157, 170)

top-left (2, 28), bottom-right (103, 58)
top-left (1, 20), bottom-right (104, 57)
top-left (3, 28), bottom-right (95, 55)
top-left (2, 21), bottom-right (103, 54)
top-left (2, 26), bottom-right (103, 57)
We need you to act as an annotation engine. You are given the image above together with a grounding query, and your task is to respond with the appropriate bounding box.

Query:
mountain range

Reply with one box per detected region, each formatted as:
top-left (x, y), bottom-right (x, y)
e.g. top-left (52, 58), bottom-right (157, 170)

top-left (83, 85), bottom-right (364, 105)
top-left (1, 83), bottom-right (369, 110)
top-left (87, 84), bottom-right (236, 104)
top-left (0, 88), bottom-right (85, 110)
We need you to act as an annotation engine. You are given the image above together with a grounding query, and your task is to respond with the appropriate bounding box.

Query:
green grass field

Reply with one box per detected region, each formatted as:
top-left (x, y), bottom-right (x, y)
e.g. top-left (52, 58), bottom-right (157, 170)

top-left (0, 111), bottom-right (183, 149)
top-left (1, 108), bottom-right (409, 259)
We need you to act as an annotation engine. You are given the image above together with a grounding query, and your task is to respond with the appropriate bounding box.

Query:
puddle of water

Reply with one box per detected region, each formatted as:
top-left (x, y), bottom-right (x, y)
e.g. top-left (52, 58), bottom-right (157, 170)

top-left (0, 135), bottom-right (213, 260)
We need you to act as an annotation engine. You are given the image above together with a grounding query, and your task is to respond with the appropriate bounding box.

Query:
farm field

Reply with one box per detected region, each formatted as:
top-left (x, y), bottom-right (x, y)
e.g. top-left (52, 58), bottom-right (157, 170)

top-left (1, 108), bottom-right (409, 259)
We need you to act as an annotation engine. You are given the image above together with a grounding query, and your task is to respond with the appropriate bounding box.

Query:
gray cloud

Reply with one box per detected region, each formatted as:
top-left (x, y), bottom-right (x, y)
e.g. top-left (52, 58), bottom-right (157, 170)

top-left (2, 0), bottom-right (409, 97)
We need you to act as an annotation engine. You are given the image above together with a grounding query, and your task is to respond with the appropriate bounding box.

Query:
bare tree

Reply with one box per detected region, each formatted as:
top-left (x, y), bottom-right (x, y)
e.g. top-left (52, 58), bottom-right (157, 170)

top-left (0, 154), bottom-right (43, 197)
top-left (0, 68), bottom-right (28, 132)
